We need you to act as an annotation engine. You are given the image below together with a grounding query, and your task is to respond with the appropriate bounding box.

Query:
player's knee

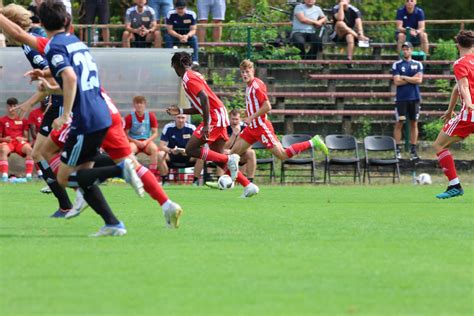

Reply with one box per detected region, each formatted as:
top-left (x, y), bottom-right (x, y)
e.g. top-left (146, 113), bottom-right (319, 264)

top-left (397, 33), bottom-right (406, 42)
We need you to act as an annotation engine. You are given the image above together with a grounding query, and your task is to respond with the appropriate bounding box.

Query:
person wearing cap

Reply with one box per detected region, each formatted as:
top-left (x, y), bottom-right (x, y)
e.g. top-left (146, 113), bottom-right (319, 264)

top-left (392, 41), bottom-right (424, 160)
top-left (164, 0), bottom-right (199, 67)
top-left (396, 0), bottom-right (429, 54)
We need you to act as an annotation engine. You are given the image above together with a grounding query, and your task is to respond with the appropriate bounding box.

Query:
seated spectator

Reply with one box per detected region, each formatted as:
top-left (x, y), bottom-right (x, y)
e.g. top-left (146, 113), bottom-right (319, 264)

top-left (0, 98), bottom-right (34, 181)
top-left (396, 0), bottom-right (429, 55)
top-left (27, 101), bottom-right (46, 144)
top-left (148, 0), bottom-right (173, 22)
top-left (291, 0), bottom-right (327, 60)
top-left (332, 0), bottom-right (369, 63)
top-left (124, 96), bottom-right (160, 174)
top-left (82, 0), bottom-right (110, 45)
top-left (122, 0), bottom-right (162, 48)
top-left (216, 109), bottom-right (256, 183)
top-left (157, 114), bottom-right (203, 185)
top-left (196, 0), bottom-right (226, 42)
top-left (164, 0), bottom-right (199, 66)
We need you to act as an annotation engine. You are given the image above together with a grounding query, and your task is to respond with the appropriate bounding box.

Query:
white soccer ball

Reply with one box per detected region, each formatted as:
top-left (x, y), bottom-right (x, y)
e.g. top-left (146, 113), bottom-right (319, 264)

top-left (217, 175), bottom-right (234, 190)
top-left (417, 173), bottom-right (432, 185)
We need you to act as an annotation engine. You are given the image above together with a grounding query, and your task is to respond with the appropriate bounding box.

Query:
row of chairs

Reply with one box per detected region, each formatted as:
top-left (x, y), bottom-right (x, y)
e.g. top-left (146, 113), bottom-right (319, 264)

top-left (254, 134), bottom-right (400, 184)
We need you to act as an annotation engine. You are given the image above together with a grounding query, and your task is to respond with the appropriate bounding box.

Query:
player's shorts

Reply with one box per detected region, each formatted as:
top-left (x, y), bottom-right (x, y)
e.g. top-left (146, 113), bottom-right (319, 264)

top-left (395, 32), bottom-right (421, 46)
top-left (101, 114), bottom-right (132, 160)
top-left (194, 122), bottom-right (229, 144)
top-left (39, 105), bottom-right (61, 137)
top-left (395, 101), bottom-right (420, 121)
top-left (49, 123), bottom-right (70, 149)
top-left (83, 0), bottom-right (110, 24)
top-left (61, 128), bottom-right (108, 167)
top-left (197, 0), bottom-right (226, 20)
top-left (2, 140), bottom-right (29, 157)
top-left (442, 114), bottom-right (474, 139)
top-left (239, 120), bottom-right (279, 149)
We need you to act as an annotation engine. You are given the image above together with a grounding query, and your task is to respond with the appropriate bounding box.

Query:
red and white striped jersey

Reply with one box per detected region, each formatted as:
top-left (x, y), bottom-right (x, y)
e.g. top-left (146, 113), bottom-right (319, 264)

top-left (182, 70), bottom-right (229, 127)
top-left (453, 53), bottom-right (474, 122)
top-left (245, 77), bottom-right (270, 129)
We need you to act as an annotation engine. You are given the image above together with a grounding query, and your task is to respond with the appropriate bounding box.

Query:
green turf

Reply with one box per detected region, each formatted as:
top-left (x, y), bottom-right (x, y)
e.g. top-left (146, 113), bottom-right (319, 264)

top-left (0, 182), bottom-right (473, 315)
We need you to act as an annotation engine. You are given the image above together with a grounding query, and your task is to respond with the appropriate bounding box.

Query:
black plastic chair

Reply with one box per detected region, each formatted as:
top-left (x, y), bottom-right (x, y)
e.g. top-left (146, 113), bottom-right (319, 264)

top-left (252, 141), bottom-right (276, 182)
top-left (363, 136), bottom-right (400, 184)
top-left (280, 134), bottom-right (315, 183)
top-left (324, 134), bottom-right (361, 184)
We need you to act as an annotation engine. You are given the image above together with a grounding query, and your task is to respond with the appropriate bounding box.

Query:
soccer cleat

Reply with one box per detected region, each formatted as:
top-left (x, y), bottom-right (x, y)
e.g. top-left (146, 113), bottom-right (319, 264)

top-left (227, 154), bottom-right (240, 181)
top-left (26, 174), bottom-right (32, 181)
top-left (311, 135), bottom-right (328, 156)
top-left (40, 186), bottom-right (52, 194)
top-left (122, 158), bottom-right (144, 197)
top-left (410, 151), bottom-right (420, 161)
top-left (436, 186), bottom-right (464, 199)
top-left (204, 181), bottom-right (219, 189)
top-left (90, 221), bottom-right (127, 237)
top-left (65, 190), bottom-right (89, 219)
top-left (163, 201), bottom-right (183, 228)
top-left (50, 208), bottom-right (70, 218)
top-left (241, 183), bottom-right (259, 198)
top-left (396, 151), bottom-right (402, 160)
top-left (1, 174), bottom-right (8, 182)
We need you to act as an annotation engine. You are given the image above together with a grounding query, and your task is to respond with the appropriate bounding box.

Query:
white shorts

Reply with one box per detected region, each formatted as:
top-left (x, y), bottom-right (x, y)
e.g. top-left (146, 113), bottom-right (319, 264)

top-left (197, 0), bottom-right (226, 21)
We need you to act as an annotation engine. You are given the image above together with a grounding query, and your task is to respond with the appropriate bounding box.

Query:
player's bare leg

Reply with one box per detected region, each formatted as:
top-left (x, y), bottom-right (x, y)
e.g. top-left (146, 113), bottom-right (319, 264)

top-left (20, 142), bottom-right (34, 180)
top-left (0, 144), bottom-right (11, 181)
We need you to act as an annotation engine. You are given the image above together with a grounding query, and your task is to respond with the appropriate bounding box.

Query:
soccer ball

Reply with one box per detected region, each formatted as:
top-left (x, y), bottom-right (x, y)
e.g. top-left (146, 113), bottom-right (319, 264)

top-left (217, 175), bottom-right (234, 190)
top-left (417, 173), bottom-right (432, 185)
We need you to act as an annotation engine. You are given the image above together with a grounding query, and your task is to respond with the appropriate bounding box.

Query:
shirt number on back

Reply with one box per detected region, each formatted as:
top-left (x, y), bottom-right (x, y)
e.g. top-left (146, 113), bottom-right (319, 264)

top-left (73, 51), bottom-right (99, 91)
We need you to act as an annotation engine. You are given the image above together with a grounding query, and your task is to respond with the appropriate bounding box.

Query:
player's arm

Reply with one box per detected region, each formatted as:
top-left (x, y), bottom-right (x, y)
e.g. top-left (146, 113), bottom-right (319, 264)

top-left (457, 77), bottom-right (473, 110)
top-left (396, 20), bottom-right (405, 34)
top-left (0, 14), bottom-right (39, 50)
top-left (13, 90), bottom-right (48, 117)
top-left (166, 24), bottom-right (182, 39)
top-left (186, 24), bottom-right (197, 38)
top-left (159, 140), bottom-right (172, 153)
top-left (334, 3), bottom-right (345, 22)
top-left (248, 100), bottom-right (272, 122)
top-left (441, 84), bottom-right (459, 123)
top-left (416, 20), bottom-right (425, 34)
top-left (401, 72), bottom-right (423, 84)
top-left (52, 68), bottom-right (76, 130)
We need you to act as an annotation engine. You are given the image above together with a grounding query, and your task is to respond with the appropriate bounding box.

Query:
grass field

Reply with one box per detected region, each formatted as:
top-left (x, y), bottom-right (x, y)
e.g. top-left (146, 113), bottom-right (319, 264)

top-left (0, 182), bottom-right (473, 315)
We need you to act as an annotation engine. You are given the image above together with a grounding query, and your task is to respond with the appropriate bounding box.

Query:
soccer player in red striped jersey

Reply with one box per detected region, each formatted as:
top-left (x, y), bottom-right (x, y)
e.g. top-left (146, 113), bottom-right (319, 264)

top-left (230, 60), bottom-right (328, 169)
top-left (433, 30), bottom-right (474, 199)
top-left (167, 52), bottom-right (259, 198)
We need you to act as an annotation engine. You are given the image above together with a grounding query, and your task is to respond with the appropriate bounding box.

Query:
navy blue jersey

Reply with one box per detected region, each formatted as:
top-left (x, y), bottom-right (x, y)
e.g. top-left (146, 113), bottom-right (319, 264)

top-left (160, 122), bottom-right (195, 148)
top-left (396, 6), bottom-right (425, 29)
top-left (227, 121), bottom-right (246, 137)
top-left (166, 9), bottom-right (197, 35)
top-left (45, 32), bottom-right (111, 135)
top-left (392, 59), bottom-right (423, 102)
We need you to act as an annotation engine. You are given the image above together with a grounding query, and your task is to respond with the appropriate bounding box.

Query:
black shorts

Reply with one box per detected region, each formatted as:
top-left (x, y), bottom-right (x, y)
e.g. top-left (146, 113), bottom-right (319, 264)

top-left (167, 154), bottom-right (195, 167)
top-left (395, 101), bottom-right (420, 121)
top-left (395, 32), bottom-right (421, 46)
top-left (61, 128), bottom-right (108, 167)
top-left (39, 105), bottom-right (62, 137)
top-left (84, 0), bottom-right (110, 24)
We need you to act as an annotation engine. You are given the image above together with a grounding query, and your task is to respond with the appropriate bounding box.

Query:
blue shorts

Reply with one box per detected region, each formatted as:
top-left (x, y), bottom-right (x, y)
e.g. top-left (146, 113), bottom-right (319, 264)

top-left (147, 0), bottom-right (173, 21)
top-left (197, 0), bottom-right (226, 21)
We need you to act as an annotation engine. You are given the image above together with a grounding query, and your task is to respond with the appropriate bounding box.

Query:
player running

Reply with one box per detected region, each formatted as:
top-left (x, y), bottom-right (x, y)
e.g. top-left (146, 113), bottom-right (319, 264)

top-left (167, 52), bottom-right (259, 198)
top-left (230, 60), bottom-right (328, 169)
top-left (433, 30), bottom-right (474, 199)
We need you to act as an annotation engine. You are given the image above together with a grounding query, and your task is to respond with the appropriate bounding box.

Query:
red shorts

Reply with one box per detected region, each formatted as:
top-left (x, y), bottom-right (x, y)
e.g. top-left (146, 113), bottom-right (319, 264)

top-left (193, 122), bottom-right (229, 144)
top-left (101, 113), bottom-right (132, 160)
top-left (50, 124), bottom-right (70, 149)
top-left (442, 115), bottom-right (474, 139)
top-left (2, 140), bottom-right (29, 157)
top-left (239, 120), bottom-right (279, 149)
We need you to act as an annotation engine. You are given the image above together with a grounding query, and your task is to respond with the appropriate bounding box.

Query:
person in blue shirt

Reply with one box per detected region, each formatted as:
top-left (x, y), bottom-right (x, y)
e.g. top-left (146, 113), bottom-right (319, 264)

top-left (396, 0), bottom-right (429, 54)
top-left (164, 0), bottom-right (199, 66)
top-left (392, 41), bottom-right (423, 160)
top-left (157, 114), bottom-right (203, 185)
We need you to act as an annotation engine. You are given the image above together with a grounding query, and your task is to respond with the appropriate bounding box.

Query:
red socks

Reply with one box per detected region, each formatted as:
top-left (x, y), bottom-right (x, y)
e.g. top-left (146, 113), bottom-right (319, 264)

top-left (0, 160), bottom-right (8, 175)
top-left (25, 159), bottom-right (34, 175)
top-left (137, 165), bottom-right (168, 206)
top-left (437, 149), bottom-right (458, 182)
top-left (200, 147), bottom-right (228, 165)
top-left (285, 141), bottom-right (312, 158)
top-left (225, 170), bottom-right (250, 187)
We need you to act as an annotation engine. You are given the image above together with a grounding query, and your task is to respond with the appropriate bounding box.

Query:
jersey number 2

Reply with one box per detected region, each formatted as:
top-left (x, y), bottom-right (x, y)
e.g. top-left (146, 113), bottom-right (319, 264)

top-left (73, 51), bottom-right (99, 91)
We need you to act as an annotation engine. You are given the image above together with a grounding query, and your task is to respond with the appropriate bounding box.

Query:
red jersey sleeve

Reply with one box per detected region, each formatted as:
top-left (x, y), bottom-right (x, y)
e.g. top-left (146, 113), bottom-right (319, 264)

top-left (453, 60), bottom-right (469, 81)
top-left (36, 37), bottom-right (49, 55)
top-left (149, 112), bottom-right (158, 128)
top-left (254, 81), bottom-right (269, 104)
top-left (124, 114), bottom-right (132, 130)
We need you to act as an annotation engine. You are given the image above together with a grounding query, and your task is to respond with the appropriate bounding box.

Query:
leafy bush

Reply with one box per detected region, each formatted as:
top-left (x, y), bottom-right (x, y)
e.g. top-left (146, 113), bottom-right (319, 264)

top-left (422, 119), bottom-right (443, 141)
top-left (355, 117), bottom-right (373, 140)
top-left (434, 79), bottom-right (453, 93)
top-left (431, 39), bottom-right (458, 61)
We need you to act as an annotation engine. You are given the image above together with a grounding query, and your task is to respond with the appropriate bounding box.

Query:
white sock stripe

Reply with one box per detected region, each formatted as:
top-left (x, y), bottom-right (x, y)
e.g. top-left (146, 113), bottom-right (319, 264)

top-left (137, 166), bottom-right (148, 177)
top-left (201, 148), bottom-right (208, 161)
top-left (437, 150), bottom-right (451, 161)
top-left (0, 161), bottom-right (8, 165)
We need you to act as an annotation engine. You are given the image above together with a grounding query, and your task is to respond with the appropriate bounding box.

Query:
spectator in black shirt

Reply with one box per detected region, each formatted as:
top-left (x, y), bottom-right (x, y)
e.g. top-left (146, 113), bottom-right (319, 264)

top-left (332, 0), bottom-right (369, 62)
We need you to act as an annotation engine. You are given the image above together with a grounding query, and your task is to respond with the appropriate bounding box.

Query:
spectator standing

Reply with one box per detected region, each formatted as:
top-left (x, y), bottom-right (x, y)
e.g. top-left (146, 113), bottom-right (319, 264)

top-left (157, 114), bottom-right (203, 185)
top-left (332, 0), bottom-right (369, 63)
top-left (291, 0), bottom-right (327, 60)
top-left (148, 0), bottom-right (173, 22)
top-left (123, 0), bottom-right (162, 48)
top-left (124, 96), bottom-right (160, 174)
top-left (396, 0), bottom-right (429, 55)
top-left (82, 0), bottom-right (110, 45)
top-left (196, 0), bottom-right (226, 42)
top-left (392, 42), bottom-right (423, 160)
top-left (164, 0), bottom-right (199, 66)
